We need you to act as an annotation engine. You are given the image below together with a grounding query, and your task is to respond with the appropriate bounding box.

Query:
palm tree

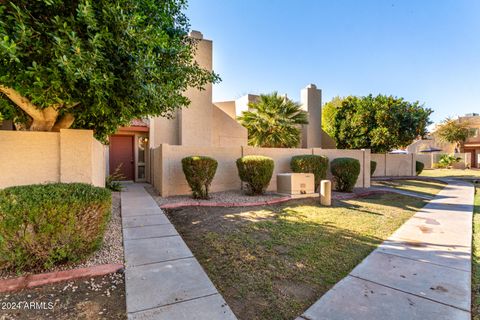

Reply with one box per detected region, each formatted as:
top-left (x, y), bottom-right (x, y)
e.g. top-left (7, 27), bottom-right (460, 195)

top-left (435, 117), bottom-right (472, 153)
top-left (238, 92), bottom-right (308, 148)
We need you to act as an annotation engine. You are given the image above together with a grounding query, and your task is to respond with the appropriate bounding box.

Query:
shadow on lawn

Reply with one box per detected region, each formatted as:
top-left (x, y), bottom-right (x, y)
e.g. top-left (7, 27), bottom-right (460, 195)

top-left (165, 195), bottom-right (425, 320)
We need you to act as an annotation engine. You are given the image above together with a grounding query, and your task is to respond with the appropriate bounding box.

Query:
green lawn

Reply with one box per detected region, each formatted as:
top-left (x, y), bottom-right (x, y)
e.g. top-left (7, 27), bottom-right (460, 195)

top-left (166, 194), bottom-right (427, 320)
top-left (472, 184), bottom-right (480, 319)
top-left (372, 179), bottom-right (446, 198)
top-left (420, 169), bottom-right (480, 179)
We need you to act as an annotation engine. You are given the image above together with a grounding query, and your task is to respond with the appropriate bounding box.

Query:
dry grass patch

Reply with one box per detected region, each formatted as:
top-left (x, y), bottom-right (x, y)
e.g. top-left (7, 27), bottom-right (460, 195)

top-left (166, 194), bottom-right (427, 320)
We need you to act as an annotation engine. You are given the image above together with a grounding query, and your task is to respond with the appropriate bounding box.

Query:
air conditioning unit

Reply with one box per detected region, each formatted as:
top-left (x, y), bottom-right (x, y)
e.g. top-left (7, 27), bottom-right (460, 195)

top-left (277, 173), bottom-right (316, 197)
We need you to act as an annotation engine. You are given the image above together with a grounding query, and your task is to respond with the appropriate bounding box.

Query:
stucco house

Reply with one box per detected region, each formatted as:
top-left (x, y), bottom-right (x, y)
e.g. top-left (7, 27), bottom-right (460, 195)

top-left (108, 31), bottom-right (335, 181)
top-left (407, 113), bottom-right (480, 168)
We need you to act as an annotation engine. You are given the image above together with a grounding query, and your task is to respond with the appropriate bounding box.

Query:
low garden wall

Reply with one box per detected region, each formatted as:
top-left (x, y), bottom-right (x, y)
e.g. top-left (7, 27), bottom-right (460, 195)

top-left (151, 144), bottom-right (371, 197)
top-left (371, 152), bottom-right (472, 177)
top-left (0, 129), bottom-right (106, 188)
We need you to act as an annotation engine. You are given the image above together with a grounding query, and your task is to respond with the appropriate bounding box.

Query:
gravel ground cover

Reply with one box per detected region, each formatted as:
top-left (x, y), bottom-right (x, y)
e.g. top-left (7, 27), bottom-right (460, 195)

top-left (0, 272), bottom-right (126, 320)
top-left (1, 192), bottom-right (124, 280)
top-left (146, 186), bottom-right (287, 206)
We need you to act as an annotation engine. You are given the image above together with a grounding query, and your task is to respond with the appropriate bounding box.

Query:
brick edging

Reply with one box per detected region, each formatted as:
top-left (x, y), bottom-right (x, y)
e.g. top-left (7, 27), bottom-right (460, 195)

top-left (0, 263), bottom-right (123, 293)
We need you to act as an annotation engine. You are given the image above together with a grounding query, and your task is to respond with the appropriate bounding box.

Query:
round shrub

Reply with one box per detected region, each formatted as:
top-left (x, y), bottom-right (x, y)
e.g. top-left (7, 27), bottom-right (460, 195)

top-left (370, 160), bottom-right (377, 176)
top-left (290, 155), bottom-right (329, 192)
top-left (0, 183), bottom-right (111, 272)
top-left (181, 156), bottom-right (218, 199)
top-left (236, 155), bottom-right (274, 195)
top-left (330, 158), bottom-right (361, 192)
top-left (416, 161), bottom-right (425, 175)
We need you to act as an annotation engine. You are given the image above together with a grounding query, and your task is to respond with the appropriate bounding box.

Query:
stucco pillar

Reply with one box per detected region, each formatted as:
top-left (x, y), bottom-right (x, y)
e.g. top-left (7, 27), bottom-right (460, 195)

top-left (301, 84), bottom-right (322, 148)
top-left (179, 31), bottom-right (213, 147)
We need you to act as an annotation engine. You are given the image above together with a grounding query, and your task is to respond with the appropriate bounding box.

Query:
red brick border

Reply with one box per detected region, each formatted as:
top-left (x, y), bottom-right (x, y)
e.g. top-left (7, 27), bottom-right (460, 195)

top-left (159, 190), bottom-right (395, 209)
top-left (0, 263), bottom-right (123, 293)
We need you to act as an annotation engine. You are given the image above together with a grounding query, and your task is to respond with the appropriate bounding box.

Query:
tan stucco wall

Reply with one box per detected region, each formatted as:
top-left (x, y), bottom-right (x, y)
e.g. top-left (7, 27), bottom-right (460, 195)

top-left (151, 144), bottom-right (370, 196)
top-left (214, 101), bottom-right (236, 119)
top-left (0, 129), bottom-right (105, 189)
top-left (154, 144), bottom-right (243, 196)
top-left (0, 131), bottom-right (60, 188)
top-left (243, 146), bottom-right (313, 191)
top-left (301, 84), bottom-right (322, 148)
top-left (211, 105), bottom-right (248, 147)
top-left (372, 153), bottom-right (425, 177)
top-left (321, 129), bottom-right (336, 149)
top-left (179, 37), bottom-right (213, 147)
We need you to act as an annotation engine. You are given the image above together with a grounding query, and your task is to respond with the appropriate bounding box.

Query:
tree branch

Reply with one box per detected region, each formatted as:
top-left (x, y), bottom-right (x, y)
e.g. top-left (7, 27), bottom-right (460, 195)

top-left (0, 85), bottom-right (44, 120)
top-left (52, 113), bottom-right (75, 131)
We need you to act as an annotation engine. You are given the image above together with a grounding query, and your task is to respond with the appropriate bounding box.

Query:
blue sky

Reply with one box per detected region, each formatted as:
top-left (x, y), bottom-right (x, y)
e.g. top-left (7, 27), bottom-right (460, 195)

top-left (185, 0), bottom-right (480, 125)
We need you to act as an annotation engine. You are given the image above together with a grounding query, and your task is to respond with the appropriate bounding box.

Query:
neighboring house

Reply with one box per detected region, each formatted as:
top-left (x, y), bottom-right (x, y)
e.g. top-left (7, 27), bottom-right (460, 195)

top-left (406, 113), bottom-right (480, 168)
top-left (460, 113), bottom-right (480, 168)
top-left (108, 31), bottom-right (336, 181)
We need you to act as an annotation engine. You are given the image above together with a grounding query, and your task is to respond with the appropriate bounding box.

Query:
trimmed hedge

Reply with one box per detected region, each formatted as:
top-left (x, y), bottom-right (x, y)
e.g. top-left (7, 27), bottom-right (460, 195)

top-left (330, 158), bottom-right (361, 192)
top-left (0, 183), bottom-right (111, 272)
top-left (416, 161), bottom-right (425, 175)
top-left (290, 155), bottom-right (329, 192)
top-left (236, 155), bottom-right (274, 195)
top-left (370, 160), bottom-right (377, 176)
top-left (182, 156), bottom-right (218, 199)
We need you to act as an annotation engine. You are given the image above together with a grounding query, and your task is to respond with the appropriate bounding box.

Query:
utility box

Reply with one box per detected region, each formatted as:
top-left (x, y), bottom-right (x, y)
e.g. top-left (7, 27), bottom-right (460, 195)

top-left (277, 173), bottom-right (315, 196)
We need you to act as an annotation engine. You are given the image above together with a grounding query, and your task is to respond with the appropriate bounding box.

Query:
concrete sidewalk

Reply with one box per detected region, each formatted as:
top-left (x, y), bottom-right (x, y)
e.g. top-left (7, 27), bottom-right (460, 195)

top-left (121, 183), bottom-right (237, 320)
top-left (299, 179), bottom-right (474, 320)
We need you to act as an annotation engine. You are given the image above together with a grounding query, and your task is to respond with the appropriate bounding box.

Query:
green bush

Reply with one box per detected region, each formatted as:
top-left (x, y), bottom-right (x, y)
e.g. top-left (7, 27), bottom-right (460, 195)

top-left (416, 161), bottom-right (425, 175)
top-left (370, 160), bottom-right (377, 176)
top-left (181, 156), bottom-right (218, 199)
top-left (438, 153), bottom-right (462, 168)
top-left (0, 183), bottom-right (111, 272)
top-left (290, 155), bottom-right (329, 192)
top-left (236, 155), bottom-right (274, 195)
top-left (330, 158), bottom-right (361, 192)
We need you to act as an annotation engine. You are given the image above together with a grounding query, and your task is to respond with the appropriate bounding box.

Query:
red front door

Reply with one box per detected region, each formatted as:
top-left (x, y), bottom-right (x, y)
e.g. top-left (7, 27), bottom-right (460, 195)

top-left (109, 135), bottom-right (135, 180)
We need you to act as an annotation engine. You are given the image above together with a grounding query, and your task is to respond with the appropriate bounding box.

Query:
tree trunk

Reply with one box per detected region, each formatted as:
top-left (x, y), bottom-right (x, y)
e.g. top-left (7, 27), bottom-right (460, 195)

top-left (0, 85), bottom-right (76, 131)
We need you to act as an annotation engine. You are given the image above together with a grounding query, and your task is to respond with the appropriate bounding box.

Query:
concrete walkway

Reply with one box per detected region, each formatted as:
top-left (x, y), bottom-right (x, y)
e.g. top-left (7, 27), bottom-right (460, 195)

top-left (369, 186), bottom-right (435, 200)
top-left (121, 183), bottom-right (237, 320)
top-left (299, 179), bottom-right (474, 320)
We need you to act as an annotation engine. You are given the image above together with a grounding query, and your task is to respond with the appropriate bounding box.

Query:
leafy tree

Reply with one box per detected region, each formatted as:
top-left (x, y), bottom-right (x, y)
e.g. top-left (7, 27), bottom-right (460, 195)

top-left (238, 92), bottom-right (308, 148)
top-left (434, 118), bottom-right (472, 152)
top-left (324, 94), bottom-right (432, 153)
top-left (0, 0), bottom-right (219, 140)
top-left (322, 96), bottom-right (343, 138)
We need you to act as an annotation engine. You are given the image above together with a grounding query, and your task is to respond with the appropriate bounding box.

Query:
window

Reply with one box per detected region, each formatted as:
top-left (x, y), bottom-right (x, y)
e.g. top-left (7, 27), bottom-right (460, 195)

top-left (470, 128), bottom-right (479, 138)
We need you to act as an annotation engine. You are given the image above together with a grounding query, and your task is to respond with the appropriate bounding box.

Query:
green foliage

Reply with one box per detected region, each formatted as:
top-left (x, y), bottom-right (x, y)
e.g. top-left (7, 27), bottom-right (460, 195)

top-left (415, 161), bottom-right (425, 175)
top-left (237, 92), bottom-right (308, 148)
top-left (0, 183), bottom-right (111, 272)
top-left (435, 118), bottom-right (473, 150)
top-left (438, 154), bottom-right (462, 168)
top-left (323, 95), bottom-right (432, 153)
top-left (181, 156), bottom-right (218, 199)
top-left (370, 161), bottom-right (377, 176)
top-left (330, 158), bottom-right (360, 192)
top-left (322, 96), bottom-right (343, 138)
top-left (0, 1), bottom-right (219, 140)
top-left (105, 165), bottom-right (125, 191)
top-left (290, 155), bottom-right (329, 192)
top-left (236, 156), bottom-right (274, 195)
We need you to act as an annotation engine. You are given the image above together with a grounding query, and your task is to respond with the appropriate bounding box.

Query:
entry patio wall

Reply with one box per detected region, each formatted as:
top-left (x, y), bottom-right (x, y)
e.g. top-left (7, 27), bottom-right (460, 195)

top-left (0, 129), bottom-right (105, 189)
top-left (151, 144), bottom-right (371, 197)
